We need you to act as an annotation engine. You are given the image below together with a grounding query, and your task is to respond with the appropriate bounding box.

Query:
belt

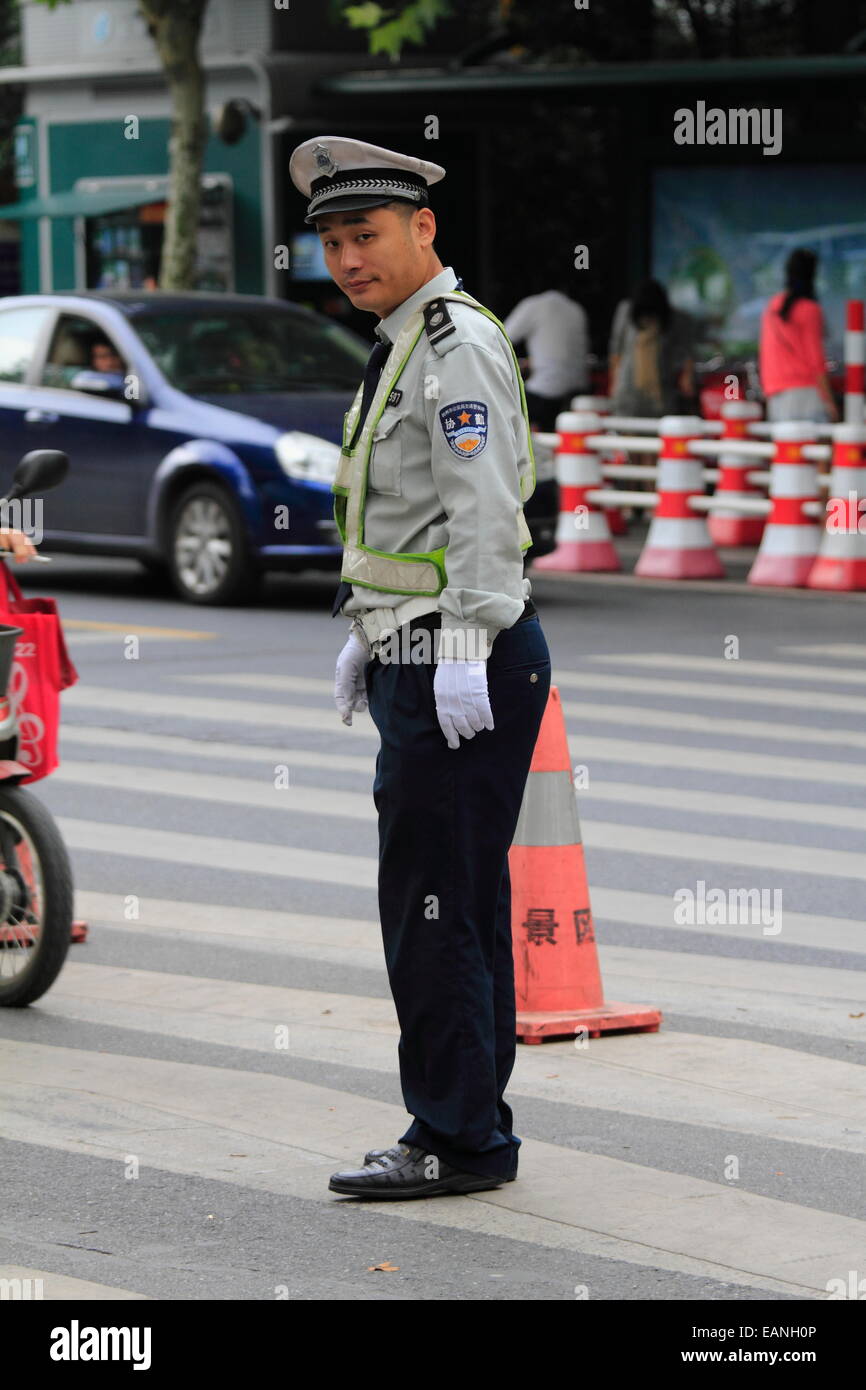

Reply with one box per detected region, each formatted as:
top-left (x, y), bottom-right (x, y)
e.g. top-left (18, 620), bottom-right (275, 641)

top-left (352, 597), bottom-right (536, 656)
top-left (352, 597), bottom-right (440, 654)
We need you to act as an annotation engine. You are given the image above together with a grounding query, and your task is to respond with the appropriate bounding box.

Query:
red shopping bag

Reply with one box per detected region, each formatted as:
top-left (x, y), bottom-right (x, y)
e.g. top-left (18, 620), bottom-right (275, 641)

top-left (0, 562), bottom-right (78, 783)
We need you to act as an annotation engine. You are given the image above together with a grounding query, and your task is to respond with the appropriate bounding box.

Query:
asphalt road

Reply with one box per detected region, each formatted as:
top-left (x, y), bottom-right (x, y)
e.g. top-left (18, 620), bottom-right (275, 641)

top-left (0, 548), bottom-right (864, 1302)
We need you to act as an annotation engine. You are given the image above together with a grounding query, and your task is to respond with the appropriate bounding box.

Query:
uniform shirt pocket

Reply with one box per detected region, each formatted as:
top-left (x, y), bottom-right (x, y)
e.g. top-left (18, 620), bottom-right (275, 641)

top-left (368, 408), bottom-right (405, 497)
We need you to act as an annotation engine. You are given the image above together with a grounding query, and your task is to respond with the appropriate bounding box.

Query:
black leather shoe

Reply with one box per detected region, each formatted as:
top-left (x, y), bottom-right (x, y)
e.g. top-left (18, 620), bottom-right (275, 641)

top-left (364, 1142), bottom-right (517, 1181)
top-left (329, 1143), bottom-right (507, 1199)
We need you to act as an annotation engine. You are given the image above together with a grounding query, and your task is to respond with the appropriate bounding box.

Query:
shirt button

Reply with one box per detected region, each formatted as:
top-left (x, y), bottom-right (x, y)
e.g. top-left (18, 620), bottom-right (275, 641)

top-left (529, 673), bottom-right (538, 682)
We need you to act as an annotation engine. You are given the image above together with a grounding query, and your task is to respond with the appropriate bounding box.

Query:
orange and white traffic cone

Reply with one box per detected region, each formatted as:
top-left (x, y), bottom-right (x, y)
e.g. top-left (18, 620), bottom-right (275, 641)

top-left (707, 399), bottom-right (766, 546)
top-left (532, 412), bottom-right (620, 572)
top-left (634, 416), bottom-right (724, 578)
top-left (806, 423), bottom-right (866, 590)
top-left (508, 687), bottom-right (662, 1043)
top-left (748, 421), bottom-right (820, 586)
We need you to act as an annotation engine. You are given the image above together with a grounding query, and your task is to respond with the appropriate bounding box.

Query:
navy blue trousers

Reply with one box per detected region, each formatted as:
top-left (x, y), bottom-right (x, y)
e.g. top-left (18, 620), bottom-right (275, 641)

top-left (364, 613), bottom-right (552, 1179)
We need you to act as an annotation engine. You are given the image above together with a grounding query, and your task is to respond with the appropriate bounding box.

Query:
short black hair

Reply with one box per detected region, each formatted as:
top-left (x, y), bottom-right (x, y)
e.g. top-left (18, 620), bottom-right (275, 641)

top-left (386, 198), bottom-right (421, 221)
top-left (386, 199), bottom-right (436, 251)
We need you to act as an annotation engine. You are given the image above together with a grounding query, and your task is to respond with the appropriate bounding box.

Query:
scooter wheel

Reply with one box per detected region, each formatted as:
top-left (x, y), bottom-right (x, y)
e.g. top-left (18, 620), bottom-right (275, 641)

top-left (0, 784), bottom-right (73, 1007)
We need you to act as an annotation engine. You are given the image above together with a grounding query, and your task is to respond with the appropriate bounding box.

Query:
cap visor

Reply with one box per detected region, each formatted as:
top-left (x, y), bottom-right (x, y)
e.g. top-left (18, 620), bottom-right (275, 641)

top-left (305, 193), bottom-right (411, 225)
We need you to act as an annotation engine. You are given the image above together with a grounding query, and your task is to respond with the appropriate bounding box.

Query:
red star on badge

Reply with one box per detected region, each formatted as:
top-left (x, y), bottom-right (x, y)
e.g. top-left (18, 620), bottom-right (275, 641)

top-left (458, 411), bottom-right (471, 424)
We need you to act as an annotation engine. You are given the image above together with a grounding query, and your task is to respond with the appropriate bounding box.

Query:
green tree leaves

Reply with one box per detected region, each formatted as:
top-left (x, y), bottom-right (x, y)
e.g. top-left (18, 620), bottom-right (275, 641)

top-left (342, 0), bottom-right (452, 59)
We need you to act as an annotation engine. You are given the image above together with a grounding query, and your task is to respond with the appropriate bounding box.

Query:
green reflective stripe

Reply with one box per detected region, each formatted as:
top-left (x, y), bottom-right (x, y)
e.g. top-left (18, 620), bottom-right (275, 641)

top-left (345, 320), bottom-right (424, 551)
top-left (512, 770), bottom-right (583, 848)
top-left (366, 325), bottom-right (423, 443)
top-left (352, 324), bottom-right (425, 564)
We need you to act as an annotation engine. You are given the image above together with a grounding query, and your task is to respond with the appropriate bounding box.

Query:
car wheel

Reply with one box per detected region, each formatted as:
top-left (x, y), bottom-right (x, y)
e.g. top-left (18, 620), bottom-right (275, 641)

top-left (167, 481), bottom-right (260, 605)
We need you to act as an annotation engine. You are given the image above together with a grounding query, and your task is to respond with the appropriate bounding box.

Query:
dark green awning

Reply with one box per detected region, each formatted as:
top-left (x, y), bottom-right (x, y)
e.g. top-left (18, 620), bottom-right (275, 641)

top-left (0, 186), bottom-right (166, 221)
top-left (321, 53), bottom-right (866, 99)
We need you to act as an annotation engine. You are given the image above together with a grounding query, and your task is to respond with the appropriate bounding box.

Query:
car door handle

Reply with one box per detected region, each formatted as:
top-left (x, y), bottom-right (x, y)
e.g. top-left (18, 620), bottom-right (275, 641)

top-left (24, 408), bottom-right (59, 424)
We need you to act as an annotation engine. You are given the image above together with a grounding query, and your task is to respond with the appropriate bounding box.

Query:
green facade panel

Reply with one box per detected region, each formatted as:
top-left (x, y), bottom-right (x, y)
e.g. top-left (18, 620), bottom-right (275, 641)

top-left (43, 117), bottom-right (262, 294)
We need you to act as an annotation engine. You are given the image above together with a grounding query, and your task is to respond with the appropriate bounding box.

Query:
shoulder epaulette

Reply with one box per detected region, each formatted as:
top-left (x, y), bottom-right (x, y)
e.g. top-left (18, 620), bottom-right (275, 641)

top-left (423, 297), bottom-right (457, 346)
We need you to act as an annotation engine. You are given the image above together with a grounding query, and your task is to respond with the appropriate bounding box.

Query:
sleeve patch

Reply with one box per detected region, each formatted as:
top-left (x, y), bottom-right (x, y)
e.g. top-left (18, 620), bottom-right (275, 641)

top-left (439, 400), bottom-right (488, 458)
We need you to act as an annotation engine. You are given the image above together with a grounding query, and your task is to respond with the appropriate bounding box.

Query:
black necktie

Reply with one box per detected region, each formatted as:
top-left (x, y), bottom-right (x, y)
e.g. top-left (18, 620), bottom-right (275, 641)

top-left (331, 335), bottom-right (390, 617)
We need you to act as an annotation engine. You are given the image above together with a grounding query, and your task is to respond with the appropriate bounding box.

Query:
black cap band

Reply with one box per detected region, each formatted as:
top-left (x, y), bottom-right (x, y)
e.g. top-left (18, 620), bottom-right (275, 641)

top-left (307, 167), bottom-right (430, 219)
top-left (309, 166), bottom-right (428, 199)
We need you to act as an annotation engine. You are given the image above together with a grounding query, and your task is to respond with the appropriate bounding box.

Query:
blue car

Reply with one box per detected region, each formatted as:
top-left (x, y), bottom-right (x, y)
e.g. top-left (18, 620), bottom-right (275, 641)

top-left (0, 290), bottom-right (368, 603)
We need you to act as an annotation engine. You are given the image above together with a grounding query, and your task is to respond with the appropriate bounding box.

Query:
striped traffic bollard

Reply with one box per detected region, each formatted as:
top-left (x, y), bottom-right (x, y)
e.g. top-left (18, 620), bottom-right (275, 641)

top-left (532, 411), bottom-right (620, 572)
top-left (806, 423), bottom-right (866, 590)
top-left (747, 421), bottom-right (820, 587)
top-left (571, 396), bottom-right (627, 535)
top-left (634, 415), bottom-right (724, 578)
top-left (707, 399), bottom-right (765, 546)
top-left (844, 300), bottom-right (865, 426)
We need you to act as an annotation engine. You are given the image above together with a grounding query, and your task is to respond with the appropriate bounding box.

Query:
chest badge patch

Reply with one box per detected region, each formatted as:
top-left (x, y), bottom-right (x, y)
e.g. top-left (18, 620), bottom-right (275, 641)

top-left (439, 400), bottom-right (489, 458)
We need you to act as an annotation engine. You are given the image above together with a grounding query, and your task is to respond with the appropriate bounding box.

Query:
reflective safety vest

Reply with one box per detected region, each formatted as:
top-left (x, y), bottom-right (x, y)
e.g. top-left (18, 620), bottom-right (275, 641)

top-left (332, 289), bottom-right (536, 598)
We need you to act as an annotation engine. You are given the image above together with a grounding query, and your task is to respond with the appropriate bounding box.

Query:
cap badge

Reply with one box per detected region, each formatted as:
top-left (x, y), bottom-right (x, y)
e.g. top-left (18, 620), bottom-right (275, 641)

top-left (312, 143), bottom-right (339, 178)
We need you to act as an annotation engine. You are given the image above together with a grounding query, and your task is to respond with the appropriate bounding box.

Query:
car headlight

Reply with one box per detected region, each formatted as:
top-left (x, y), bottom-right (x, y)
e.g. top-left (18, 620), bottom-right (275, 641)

top-left (275, 431), bottom-right (341, 483)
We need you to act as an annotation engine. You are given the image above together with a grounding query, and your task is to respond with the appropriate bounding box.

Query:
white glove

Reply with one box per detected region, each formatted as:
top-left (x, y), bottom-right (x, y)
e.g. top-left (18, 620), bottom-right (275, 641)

top-left (334, 628), bottom-right (370, 725)
top-left (433, 658), bottom-right (494, 750)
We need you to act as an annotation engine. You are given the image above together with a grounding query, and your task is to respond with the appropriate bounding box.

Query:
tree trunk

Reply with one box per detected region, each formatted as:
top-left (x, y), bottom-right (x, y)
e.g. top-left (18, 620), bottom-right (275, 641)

top-left (138, 0), bottom-right (209, 290)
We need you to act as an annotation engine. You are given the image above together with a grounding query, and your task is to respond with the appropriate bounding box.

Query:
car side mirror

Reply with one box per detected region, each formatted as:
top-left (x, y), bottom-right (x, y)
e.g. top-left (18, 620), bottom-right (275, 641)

top-left (69, 369), bottom-right (129, 401)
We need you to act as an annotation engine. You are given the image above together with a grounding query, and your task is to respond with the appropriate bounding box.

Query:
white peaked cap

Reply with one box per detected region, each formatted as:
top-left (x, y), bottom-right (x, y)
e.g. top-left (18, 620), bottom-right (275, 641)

top-left (289, 136), bottom-right (446, 224)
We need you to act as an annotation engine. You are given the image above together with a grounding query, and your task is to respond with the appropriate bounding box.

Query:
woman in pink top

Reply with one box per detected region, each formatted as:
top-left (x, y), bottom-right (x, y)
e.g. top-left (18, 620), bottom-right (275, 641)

top-left (759, 248), bottom-right (838, 424)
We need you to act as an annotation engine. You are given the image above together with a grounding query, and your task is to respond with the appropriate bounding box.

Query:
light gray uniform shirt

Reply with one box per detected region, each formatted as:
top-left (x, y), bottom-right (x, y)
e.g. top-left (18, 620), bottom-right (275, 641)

top-left (340, 265), bottom-right (533, 658)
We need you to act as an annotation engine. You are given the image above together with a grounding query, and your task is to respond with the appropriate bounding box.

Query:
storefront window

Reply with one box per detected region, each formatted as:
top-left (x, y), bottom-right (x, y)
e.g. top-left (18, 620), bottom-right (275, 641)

top-left (85, 182), bottom-right (233, 292)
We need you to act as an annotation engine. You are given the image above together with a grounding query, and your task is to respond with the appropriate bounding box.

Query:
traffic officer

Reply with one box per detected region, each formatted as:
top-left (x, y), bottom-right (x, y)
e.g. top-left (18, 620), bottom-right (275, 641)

top-left (290, 137), bottom-right (552, 1199)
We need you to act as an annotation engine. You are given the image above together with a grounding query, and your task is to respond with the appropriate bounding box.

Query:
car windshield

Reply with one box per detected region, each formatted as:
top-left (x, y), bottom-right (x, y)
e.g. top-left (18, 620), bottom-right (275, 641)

top-left (133, 308), bottom-right (369, 394)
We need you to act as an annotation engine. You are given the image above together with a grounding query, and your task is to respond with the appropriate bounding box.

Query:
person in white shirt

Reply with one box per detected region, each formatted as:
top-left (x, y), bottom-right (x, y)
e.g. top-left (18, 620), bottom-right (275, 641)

top-left (503, 281), bottom-right (589, 430)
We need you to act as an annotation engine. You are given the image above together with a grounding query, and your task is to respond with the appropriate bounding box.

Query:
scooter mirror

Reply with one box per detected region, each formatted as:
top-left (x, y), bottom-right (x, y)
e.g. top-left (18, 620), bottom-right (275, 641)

top-left (6, 449), bottom-right (69, 501)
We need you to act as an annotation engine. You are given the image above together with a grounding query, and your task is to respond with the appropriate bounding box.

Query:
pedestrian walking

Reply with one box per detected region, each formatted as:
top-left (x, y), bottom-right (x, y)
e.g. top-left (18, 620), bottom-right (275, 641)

top-left (759, 247), bottom-right (838, 430)
top-left (608, 277), bottom-right (696, 418)
top-left (607, 278), bottom-right (696, 512)
top-left (503, 279), bottom-right (589, 430)
top-left (289, 136), bottom-right (552, 1199)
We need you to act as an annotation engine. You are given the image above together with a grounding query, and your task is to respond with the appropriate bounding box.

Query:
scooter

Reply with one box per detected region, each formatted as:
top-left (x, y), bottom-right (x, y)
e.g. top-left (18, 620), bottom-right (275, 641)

top-left (0, 449), bottom-right (75, 1007)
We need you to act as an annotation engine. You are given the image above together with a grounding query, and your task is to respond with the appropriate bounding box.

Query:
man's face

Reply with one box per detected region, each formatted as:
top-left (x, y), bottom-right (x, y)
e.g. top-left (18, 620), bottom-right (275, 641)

top-left (92, 342), bottom-right (123, 374)
top-left (315, 204), bottom-right (434, 318)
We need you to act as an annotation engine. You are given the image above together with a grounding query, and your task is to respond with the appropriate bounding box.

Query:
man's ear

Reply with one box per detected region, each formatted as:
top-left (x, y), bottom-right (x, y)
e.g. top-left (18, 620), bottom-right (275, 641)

top-left (414, 206), bottom-right (437, 247)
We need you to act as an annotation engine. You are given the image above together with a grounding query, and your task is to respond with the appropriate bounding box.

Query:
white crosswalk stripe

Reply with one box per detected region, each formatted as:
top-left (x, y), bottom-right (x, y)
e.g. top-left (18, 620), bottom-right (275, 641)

top-left (53, 811), bottom-right (866, 883)
top-left (49, 760), bottom-right (866, 832)
top-left (64, 678), bottom-right (866, 759)
top-left (3, 638), bottom-right (865, 1300)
